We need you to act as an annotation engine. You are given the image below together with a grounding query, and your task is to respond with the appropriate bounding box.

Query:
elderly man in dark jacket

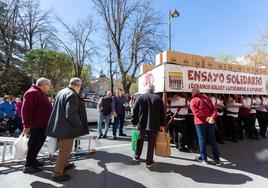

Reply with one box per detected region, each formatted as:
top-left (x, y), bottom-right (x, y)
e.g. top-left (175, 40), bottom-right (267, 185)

top-left (132, 84), bottom-right (165, 168)
top-left (46, 78), bottom-right (88, 182)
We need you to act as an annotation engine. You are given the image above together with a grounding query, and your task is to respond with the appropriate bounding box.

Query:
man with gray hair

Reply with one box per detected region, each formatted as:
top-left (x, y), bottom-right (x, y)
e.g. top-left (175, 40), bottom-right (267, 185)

top-left (131, 84), bottom-right (165, 168)
top-left (22, 77), bottom-right (53, 174)
top-left (46, 77), bottom-right (88, 182)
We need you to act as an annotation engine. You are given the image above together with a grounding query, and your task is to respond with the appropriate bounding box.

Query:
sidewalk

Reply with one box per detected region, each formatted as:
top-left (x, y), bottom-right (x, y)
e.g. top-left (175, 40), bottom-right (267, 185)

top-left (0, 124), bottom-right (268, 188)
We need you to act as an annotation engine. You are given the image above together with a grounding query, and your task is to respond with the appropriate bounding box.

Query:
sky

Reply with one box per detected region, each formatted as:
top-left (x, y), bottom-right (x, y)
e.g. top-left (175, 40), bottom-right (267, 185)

top-left (40, 0), bottom-right (268, 74)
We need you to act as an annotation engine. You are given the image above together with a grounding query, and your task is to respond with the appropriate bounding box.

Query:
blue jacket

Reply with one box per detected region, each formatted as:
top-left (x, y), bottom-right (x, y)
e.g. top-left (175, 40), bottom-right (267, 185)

top-left (0, 101), bottom-right (15, 118)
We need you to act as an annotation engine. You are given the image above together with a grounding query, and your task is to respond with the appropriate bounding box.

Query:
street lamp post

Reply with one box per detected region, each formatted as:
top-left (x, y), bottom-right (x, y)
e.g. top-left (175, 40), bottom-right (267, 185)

top-left (168, 9), bottom-right (180, 51)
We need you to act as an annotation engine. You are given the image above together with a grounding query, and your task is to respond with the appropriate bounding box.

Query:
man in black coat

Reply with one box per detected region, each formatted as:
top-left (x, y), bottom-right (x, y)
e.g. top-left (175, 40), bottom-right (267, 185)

top-left (46, 78), bottom-right (88, 182)
top-left (131, 84), bottom-right (165, 168)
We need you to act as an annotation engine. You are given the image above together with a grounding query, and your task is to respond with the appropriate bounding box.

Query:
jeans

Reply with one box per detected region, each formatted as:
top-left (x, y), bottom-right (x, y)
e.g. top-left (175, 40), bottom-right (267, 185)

top-left (98, 113), bottom-right (110, 136)
top-left (113, 113), bottom-right (125, 136)
top-left (195, 124), bottom-right (220, 161)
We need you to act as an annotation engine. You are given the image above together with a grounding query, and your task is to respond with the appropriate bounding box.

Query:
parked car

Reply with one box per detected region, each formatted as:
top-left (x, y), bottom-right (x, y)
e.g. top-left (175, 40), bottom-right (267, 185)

top-left (84, 99), bottom-right (99, 123)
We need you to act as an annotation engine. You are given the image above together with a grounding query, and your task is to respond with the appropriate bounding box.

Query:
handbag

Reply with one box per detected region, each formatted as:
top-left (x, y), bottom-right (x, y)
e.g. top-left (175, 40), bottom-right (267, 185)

top-left (155, 126), bottom-right (171, 157)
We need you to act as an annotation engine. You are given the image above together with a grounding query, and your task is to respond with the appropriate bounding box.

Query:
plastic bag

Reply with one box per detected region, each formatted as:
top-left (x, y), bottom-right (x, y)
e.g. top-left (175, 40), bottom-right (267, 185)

top-left (131, 128), bottom-right (139, 152)
top-left (47, 136), bottom-right (58, 154)
top-left (13, 134), bottom-right (28, 160)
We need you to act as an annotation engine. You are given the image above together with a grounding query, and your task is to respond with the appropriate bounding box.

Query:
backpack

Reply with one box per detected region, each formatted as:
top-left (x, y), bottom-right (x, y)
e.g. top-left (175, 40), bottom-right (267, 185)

top-left (99, 97), bottom-right (112, 115)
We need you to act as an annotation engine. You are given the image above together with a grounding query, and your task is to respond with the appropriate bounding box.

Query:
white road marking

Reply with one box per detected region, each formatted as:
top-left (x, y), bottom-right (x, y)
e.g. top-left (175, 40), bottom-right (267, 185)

top-left (95, 144), bottom-right (131, 150)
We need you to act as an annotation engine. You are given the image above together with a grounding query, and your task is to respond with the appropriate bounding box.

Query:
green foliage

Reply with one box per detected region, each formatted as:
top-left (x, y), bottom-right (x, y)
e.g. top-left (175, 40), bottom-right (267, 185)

top-left (81, 64), bottom-right (94, 88)
top-left (23, 49), bottom-right (73, 90)
top-left (129, 81), bottom-right (138, 94)
top-left (0, 63), bottom-right (31, 96)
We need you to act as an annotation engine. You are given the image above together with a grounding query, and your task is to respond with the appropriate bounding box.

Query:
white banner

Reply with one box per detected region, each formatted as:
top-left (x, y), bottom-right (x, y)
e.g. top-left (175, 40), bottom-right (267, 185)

top-left (139, 64), bottom-right (268, 95)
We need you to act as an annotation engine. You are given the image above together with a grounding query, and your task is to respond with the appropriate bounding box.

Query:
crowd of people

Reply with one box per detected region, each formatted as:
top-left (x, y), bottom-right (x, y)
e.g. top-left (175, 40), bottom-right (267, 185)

top-left (1, 76), bottom-right (267, 182)
top-left (0, 95), bottom-right (23, 136)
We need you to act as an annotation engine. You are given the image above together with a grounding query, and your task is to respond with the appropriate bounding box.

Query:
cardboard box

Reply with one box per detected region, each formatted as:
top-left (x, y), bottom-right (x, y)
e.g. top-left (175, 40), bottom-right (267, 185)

top-left (244, 65), bottom-right (253, 73)
top-left (203, 56), bottom-right (216, 69)
top-left (252, 67), bottom-right (262, 74)
top-left (215, 61), bottom-right (226, 70)
top-left (162, 50), bottom-right (180, 64)
top-left (140, 64), bottom-right (154, 74)
top-left (235, 64), bottom-right (246, 72)
top-left (192, 55), bottom-right (204, 67)
top-left (155, 52), bottom-right (163, 65)
top-left (261, 67), bottom-right (268, 75)
top-left (226, 63), bottom-right (237, 72)
top-left (162, 50), bottom-right (192, 66)
top-left (180, 53), bottom-right (193, 66)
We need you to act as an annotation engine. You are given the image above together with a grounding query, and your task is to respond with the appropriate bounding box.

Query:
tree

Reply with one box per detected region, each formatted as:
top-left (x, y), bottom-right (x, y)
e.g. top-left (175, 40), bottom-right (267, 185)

top-left (80, 64), bottom-right (94, 89)
top-left (19, 0), bottom-right (53, 51)
top-left (249, 31), bottom-right (268, 67)
top-left (53, 17), bottom-right (96, 78)
top-left (0, 61), bottom-right (31, 96)
top-left (0, 0), bottom-right (25, 67)
top-left (92, 0), bottom-right (163, 94)
top-left (105, 33), bottom-right (117, 94)
top-left (23, 49), bottom-right (73, 90)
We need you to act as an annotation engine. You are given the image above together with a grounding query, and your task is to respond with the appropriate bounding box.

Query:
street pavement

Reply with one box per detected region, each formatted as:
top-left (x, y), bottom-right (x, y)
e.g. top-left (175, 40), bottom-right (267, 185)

top-left (1, 122), bottom-right (268, 188)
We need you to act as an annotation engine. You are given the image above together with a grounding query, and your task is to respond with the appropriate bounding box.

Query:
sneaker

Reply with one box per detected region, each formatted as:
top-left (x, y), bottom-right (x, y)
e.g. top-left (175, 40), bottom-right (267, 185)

top-left (214, 160), bottom-right (223, 166)
top-left (52, 173), bottom-right (71, 182)
top-left (23, 166), bottom-right (43, 174)
top-left (113, 136), bottom-right (117, 140)
top-left (102, 135), bottom-right (107, 139)
top-left (195, 156), bottom-right (208, 164)
top-left (98, 135), bottom-right (103, 139)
